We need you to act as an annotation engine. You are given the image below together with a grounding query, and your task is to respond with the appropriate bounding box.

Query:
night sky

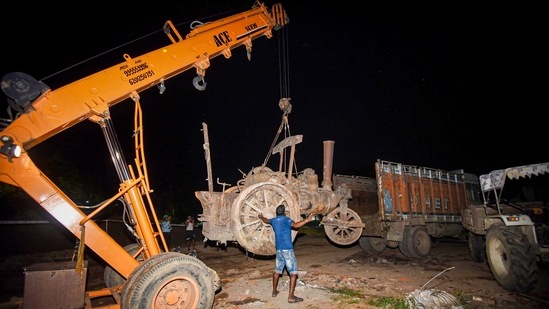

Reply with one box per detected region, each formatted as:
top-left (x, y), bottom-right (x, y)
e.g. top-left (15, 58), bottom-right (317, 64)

top-left (1, 1), bottom-right (545, 214)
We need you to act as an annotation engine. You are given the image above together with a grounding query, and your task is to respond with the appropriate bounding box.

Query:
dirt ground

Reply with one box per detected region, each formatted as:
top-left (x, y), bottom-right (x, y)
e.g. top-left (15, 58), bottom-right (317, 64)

top-left (1, 231), bottom-right (549, 309)
top-left (201, 233), bottom-right (549, 309)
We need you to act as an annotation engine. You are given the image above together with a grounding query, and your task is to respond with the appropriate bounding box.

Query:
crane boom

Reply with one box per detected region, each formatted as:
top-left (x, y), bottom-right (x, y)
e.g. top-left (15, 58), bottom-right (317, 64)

top-left (2, 3), bottom-right (287, 151)
top-left (0, 2), bottom-right (288, 307)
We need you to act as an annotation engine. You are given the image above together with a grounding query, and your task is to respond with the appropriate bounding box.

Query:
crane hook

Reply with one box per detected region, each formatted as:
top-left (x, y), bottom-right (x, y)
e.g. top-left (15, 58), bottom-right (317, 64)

top-left (193, 75), bottom-right (207, 91)
top-left (278, 98), bottom-right (292, 115)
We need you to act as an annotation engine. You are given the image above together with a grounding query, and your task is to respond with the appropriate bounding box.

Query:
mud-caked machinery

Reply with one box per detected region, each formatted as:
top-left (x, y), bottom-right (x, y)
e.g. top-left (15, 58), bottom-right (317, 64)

top-left (196, 99), bottom-right (366, 256)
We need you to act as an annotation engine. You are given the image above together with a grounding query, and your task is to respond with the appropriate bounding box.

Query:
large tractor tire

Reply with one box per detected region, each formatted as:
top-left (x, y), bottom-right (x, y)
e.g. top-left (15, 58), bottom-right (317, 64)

top-left (121, 252), bottom-right (217, 309)
top-left (230, 182), bottom-right (299, 256)
top-left (104, 243), bottom-right (144, 288)
top-left (468, 231), bottom-right (486, 263)
top-left (485, 225), bottom-right (538, 292)
top-left (323, 208), bottom-right (363, 245)
top-left (359, 237), bottom-right (386, 254)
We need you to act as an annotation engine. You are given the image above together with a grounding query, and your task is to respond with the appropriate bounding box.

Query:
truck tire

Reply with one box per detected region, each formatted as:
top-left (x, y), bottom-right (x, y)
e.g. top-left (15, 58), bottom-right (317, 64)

top-left (409, 226), bottom-right (431, 258)
top-left (121, 252), bottom-right (215, 309)
top-left (386, 240), bottom-right (399, 248)
top-left (468, 231), bottom-right (485, 263)
top-left (399, 226), bottom-right (431, 258)
top-left (399, 227), bottom-right (416, 258)
top-left (104, 243), bottom-right (144, 288)
top-left (359, 237), bottom-right (386, 254)
top-left (485, 225), bottom-right (538, 292)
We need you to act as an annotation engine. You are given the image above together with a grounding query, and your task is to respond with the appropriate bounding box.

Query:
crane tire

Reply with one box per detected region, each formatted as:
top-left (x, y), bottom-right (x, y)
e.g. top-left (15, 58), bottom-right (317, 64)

top-left (104, 243), bottom-right (144, 288)
top-left (121, 252), bottom-right (215, 309)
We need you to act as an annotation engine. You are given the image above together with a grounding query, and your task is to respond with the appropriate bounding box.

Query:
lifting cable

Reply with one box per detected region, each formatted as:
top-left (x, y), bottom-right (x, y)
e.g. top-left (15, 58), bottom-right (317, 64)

top-left (263, 23), bottom-right (293, 170)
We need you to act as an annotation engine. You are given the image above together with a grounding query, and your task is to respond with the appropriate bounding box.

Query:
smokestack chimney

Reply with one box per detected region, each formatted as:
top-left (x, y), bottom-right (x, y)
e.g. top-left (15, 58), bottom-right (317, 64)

top-left (322, 140), bottom-right (335, 190)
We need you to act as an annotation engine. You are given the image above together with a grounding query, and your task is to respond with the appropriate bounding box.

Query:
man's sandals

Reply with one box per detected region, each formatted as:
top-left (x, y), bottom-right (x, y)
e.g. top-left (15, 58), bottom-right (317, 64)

top-left (272, 291), bottom-right (303, 303)
top-left (288, 296), bottom-right (303, 303)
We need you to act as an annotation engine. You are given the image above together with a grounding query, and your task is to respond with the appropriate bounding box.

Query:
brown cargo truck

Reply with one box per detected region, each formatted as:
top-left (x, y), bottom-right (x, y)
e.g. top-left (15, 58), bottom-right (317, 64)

top-left (334, 159), bottom-right (481, 258)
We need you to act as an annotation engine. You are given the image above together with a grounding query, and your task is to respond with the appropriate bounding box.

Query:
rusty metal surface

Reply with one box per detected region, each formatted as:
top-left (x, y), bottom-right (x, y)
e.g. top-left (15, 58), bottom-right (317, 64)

top-left (196, 135), bottom-right (359, 255)
top-left (24, 261), bottom-right (87, 309)
top-left (334, 174), bottom-right (376, 192)
top-left (195, 190), bottom-right (238, 244)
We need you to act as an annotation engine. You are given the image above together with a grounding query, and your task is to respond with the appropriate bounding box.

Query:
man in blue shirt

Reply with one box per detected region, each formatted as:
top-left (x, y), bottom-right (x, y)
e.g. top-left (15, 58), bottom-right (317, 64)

top-left (259, 205), bottom-right (315, 303)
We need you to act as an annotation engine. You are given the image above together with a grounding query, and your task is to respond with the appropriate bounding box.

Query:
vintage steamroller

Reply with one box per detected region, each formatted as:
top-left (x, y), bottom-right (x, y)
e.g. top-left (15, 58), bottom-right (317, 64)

top-left (195, 99), bottom-right (365, 255)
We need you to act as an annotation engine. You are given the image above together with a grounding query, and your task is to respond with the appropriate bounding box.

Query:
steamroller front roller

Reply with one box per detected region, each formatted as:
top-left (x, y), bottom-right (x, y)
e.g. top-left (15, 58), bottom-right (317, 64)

top-left (322, 208), bottom-right (363, 245)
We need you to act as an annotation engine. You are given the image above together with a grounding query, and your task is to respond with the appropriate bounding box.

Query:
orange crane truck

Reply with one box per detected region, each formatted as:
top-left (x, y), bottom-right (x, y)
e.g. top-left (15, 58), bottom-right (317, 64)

top-left (0, 2), bottom-right (288, 308)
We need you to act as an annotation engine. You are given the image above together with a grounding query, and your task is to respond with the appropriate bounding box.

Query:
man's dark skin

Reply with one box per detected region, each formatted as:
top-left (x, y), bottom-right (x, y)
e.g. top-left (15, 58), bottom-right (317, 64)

top-left (259, 210), bottom-right (315, 303)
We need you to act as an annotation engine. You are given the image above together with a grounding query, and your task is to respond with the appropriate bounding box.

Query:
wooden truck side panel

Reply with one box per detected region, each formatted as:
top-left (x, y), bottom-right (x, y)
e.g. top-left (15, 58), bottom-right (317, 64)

top-left (378, 160), bottom-right (470, 220)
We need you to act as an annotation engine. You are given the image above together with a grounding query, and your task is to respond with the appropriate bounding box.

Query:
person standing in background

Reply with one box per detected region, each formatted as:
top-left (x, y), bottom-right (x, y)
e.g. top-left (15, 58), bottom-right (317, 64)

top-left (185, 215), bottom-right (196, 253)
top-left (161, 214), bottom-right (173, 251)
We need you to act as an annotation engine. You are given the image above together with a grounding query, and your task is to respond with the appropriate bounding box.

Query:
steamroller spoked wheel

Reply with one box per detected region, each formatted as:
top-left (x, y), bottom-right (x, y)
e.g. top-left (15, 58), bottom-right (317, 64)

top-left (231, 182), bottom-right (299, 256)
top-left (323, 208), bottom-right (363, 245)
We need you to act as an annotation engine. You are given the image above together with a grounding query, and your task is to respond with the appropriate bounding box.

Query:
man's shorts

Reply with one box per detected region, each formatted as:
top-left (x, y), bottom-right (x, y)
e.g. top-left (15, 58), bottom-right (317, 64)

top-left (186, 230), bottom-right (195, 240)
top-left (274, 249), bottom-right (298, 275)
